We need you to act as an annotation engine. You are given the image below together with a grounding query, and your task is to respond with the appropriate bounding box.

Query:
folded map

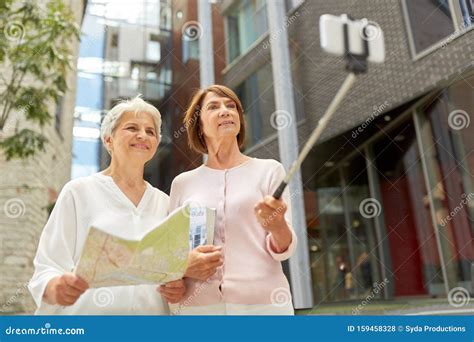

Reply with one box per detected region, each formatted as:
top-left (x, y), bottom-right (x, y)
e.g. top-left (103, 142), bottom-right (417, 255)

top-left (75, 205), bottom-right (216, 288)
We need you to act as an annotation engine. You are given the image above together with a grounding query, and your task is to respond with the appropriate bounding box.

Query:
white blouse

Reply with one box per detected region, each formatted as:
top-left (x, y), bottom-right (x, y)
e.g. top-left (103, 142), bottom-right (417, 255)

top-left (28, 173), bottom-right (170, 315)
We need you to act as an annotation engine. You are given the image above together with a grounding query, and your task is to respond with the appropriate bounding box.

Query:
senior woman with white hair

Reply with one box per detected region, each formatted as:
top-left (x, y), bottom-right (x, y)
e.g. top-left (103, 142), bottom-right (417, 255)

top-left (29, 96), bottom-right (222, 314)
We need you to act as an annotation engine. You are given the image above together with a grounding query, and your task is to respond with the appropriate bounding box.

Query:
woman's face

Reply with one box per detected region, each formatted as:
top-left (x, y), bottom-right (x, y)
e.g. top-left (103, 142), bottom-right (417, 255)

top-left (105, 111), bottom-right (159, 164)
top-left (199, 92), bottom-right (241, 145)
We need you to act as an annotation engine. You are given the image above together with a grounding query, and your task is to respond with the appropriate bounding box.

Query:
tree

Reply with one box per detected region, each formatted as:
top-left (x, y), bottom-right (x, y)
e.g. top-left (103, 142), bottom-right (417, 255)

top-left (0, 0), bottom-right (80, 160)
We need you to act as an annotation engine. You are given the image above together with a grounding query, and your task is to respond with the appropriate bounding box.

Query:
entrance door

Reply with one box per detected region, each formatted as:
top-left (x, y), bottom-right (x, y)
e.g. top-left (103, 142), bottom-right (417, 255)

top-left (373, 119), bottom-right (444, 296)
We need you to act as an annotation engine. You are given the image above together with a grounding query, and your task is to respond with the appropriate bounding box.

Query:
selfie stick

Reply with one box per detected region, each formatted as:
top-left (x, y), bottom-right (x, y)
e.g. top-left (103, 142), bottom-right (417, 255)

top-left (273, 15), bottom-right (374, 199)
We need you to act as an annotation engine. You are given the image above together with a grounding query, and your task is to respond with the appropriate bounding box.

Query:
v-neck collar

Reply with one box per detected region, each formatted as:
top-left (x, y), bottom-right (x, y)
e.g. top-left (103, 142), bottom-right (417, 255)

top-left (95, 173), bottom-right (151, 211)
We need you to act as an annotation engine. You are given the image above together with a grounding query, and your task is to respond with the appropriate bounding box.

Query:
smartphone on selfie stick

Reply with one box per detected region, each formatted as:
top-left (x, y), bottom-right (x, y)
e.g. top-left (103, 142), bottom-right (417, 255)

top-left (273, 14), bottom-right (386, 199)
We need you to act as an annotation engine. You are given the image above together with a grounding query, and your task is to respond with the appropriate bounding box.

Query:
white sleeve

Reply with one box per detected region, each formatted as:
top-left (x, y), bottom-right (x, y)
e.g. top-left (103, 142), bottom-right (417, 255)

top-left (169, 177), bottom-right (182, 212)
top-left (28, 184), bottom-right (78, 309)
top-left (265, 162), bottom-right (298, 261)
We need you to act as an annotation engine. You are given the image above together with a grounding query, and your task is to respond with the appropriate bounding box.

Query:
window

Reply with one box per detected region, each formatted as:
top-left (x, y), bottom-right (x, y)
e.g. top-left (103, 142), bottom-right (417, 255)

top-left (459, 0), bottom-right (474, 26)
top-left (182, 37), bottom-right (199, 63)
top-left (226, 0), bottom-right (268, 63)
top-left (373, 118), bottom-right (446, 296)
top-left (227, 15), bottom-right (239, 63)
top-left (159, 0), bottom-right (172, 31)
top-left (287, 0), bottom-right (305, 11)
top-left (130, 62), bottom-right (157, 81)
top-left (235, 63), bottom-right (275, 148)
top-left (414, 75), bottom-right (474, 288)
top-left (402, 0), bottom-right (473, 59)
top-left (307, 154), bottom-right (383, 302)
top-left (128, 61), bottom-right (171, 100)
top-left (147, 33), bottom-right (161, 62)
top-left (110, 33), bottom-right (118, 48)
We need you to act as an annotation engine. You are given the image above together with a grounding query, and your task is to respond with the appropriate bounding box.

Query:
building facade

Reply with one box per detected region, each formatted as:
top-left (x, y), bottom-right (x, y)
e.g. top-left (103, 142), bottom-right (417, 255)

top-left (216, 0), bottom-right (474, 306)
top-left (79, 0), bottom-right (225, 193)
top-left (164, 0), bottom-right (227, 192)
top-left (75, 0), bottom-right (175, 188)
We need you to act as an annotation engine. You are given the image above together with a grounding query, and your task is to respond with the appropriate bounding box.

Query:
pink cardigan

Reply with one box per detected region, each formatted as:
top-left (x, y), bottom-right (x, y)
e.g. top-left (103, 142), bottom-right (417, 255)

top-left (169, 158), bottom-right (297, 306)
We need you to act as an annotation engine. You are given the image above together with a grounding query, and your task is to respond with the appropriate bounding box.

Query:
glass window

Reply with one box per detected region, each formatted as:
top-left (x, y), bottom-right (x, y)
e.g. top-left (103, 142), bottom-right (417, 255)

top-left (254, 0), bottom-right (268, 38)
top-left (314, 171), bottom-right (348, 302)
top-left (403, 0), bottom-right (473, 58)
top-left (147, 34), bottom-right (161, 62)
top-left (235, 59), bottom-right (304, 148)
top-left (445, 75), bottom-right (474, 209)
top-left (415, 74), bottom-right (474, 290)
top-left (182, 37), bottom-right (199, 63)
top-left (126, 61), bottom-right (171, 101)
top-left (307, 153), bottom-right (382, 304)
top-left (341, 155), bottom-right (382, 301)
top-left (159, 0), bottom-right (172, 31)
top-left (459, 0), bottom-right (474, 26)
top-left (226, 0), bottom-right (268, 63)
top-left (130, 62), bottom-right (156, 81)
top-left (110, 33), bottom-right (119, 48)
top-left (235, 63), bottom-right (275, 148)
top-left (403, 0), bottom-right (455, 55)
top-left (287, 0), bottom-right (305, 11)
top-left (373, 118), bottom-right (445, 296)
top-left (227, 15), bottom-right (240, 63)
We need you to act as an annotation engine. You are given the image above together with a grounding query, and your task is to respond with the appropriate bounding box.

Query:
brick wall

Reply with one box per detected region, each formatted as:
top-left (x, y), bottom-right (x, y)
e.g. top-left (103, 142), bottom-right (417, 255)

top-left (220, 0), bottom-right (474, 158)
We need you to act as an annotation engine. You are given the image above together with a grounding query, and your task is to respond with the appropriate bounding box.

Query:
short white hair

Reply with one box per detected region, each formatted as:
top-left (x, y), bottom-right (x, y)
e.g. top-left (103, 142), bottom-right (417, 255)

top-left (100, 95), bottom-right (162, 145)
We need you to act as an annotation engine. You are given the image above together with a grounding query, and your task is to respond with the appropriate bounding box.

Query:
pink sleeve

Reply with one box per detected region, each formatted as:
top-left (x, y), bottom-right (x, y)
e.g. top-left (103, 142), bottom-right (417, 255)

top-left (266, 229), bottom-right (297, 261)
top-left (265, 162), bottom-right (298, 261)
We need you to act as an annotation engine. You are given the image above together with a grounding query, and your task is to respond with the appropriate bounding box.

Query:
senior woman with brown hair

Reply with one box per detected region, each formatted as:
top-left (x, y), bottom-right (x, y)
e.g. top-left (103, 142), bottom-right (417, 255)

top-left (169, 85), bottom-right (297, 315)
top-left (28, 95), bottom-right (221, 314)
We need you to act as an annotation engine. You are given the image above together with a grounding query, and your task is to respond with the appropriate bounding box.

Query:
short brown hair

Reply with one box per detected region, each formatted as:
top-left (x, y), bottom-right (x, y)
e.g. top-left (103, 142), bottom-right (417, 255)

top-left (184, 84), bottom-right (246, 154)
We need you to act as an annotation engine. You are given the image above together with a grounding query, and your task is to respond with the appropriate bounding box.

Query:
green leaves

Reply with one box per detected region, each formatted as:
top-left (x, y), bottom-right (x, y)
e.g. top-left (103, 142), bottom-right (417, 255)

top-left (0, 0), bottom-right (80, 160)
top-left (14, 87), bottom-right (53, 126)
top-left (0, 128), bottom-right (47, 160)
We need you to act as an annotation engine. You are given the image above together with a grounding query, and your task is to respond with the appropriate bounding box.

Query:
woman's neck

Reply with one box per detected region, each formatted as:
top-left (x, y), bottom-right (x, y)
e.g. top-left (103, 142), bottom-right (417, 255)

top-left (102, 159), bottom-right (145, 188)
top-left (205, 139), bottom-right (249, 169)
